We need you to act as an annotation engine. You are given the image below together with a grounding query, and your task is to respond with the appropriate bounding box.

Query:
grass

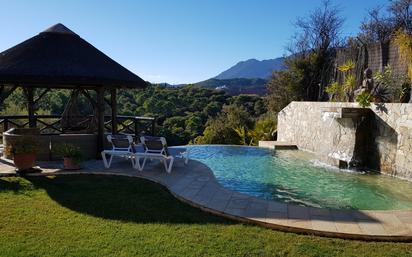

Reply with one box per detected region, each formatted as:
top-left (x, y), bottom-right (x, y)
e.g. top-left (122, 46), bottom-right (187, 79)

top-left (0, 175), bottom-right (412, 257)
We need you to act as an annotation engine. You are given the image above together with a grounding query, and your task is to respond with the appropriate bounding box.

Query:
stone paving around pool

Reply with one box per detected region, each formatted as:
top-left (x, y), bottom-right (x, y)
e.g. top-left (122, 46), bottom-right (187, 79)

top-left (1, 157), bottom-right (412, 241)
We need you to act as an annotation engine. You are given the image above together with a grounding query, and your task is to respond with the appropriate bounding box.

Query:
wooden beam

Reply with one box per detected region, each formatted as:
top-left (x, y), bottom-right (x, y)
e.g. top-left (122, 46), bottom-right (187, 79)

top-left (26, 88), bottom-right (36, 128)
top-left (96, 87), bottom-right (105, 158)
top-left (110, 88), bottom-right (118, 134)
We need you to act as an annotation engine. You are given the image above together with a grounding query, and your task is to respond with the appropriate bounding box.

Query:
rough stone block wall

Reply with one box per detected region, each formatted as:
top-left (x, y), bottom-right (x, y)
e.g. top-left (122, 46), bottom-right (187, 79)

top-left (277, 102), bottom-right (412, 180)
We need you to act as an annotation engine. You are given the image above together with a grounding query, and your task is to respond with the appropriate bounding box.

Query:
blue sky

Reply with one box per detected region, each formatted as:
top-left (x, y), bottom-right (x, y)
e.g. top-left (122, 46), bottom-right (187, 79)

top-left (0, 0), bottom-right (388, 84)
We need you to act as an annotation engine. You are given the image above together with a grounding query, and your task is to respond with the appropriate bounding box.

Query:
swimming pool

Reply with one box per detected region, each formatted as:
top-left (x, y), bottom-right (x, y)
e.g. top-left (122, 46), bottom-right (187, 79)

top-left (187, 145), bottom-right (412, 210)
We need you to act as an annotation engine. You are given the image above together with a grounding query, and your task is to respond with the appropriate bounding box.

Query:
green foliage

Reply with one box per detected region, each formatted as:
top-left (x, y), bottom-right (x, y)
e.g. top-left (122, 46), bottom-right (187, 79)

top-left (327, 59), bottom-right (356, 102)
top-left (132, 84), bottom-right (231, 145)
top-left (338, 59), bottom-right (355, 72)
top-left (234, 126), bottom-right (249, 146)
top-left (343, 74), bottom-right (356, 93)
top-left (265, 58), bottom-right (305, 113)
top-left (55, 143), bottom-right (83, 164)
top-left (248, 114), bottom-right (277, 145)
top-left (374, 65), bottom-right (407, 102)
top-left (394, 30), bottom-right (412, 81)
top-left (356, 92), bottom-right (373, 108)
top-left (325, 82), bottom-right (344, 101)
top-left (194, 98), bottom-right (275, 146)
top-left (194, 116), bottom-right (241, 145)
top-left (195, 104), bottom-right (253, 145)
top-left (373, 83), bottom-right (391, 103)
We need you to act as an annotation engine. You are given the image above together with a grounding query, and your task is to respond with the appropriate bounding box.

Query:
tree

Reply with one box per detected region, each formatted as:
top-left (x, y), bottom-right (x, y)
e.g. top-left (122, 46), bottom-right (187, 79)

top-left (359, 0), bottom-right (412, 43)
top-left (294, 0), bottom-right (344, 100)
top-left (195, 104), bottom-right (253, 145)
top-left (359, 7), bottom-right (395, 43)
top-left (194, 115), bottom-right (241, 145)
top-left (267, 0), bottom-right (343, 107)
top-left (389, 0), bottom-right (412, 33)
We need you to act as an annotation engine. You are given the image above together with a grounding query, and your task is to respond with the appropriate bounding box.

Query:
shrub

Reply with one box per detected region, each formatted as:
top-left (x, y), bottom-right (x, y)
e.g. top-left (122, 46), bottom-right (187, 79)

top-left (356, 92), bottom-right (373, 108)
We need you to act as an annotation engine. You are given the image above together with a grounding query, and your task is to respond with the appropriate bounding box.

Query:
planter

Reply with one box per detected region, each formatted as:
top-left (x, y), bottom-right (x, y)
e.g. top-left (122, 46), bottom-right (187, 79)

top-left (14, 153), bottom-right (36, 172)
top-left (63, 157), bottom-right (81, 170)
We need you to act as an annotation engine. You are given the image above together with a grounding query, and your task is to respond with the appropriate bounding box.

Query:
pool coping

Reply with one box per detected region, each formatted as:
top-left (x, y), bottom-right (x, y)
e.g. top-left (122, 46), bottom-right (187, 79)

top-left (1, 159), bottom-right (412, 242)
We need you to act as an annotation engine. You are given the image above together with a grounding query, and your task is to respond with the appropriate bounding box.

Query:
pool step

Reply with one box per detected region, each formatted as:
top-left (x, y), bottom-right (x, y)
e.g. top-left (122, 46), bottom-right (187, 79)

top-left (258, 141), bottom-right (298, 150)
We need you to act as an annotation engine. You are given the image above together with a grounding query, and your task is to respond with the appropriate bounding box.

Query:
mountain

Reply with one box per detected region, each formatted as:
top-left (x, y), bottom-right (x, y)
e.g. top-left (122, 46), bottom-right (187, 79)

top-left (214, 57), bottom-right (285, 80)
top-left (194, 78), bottom-right (267, 95)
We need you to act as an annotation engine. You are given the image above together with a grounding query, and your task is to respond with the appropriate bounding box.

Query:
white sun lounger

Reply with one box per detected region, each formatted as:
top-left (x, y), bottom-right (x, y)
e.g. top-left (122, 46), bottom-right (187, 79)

top-left (101, 134), bottom-right (135, 168)
top-left (134, 136), bottom-right (188, 173)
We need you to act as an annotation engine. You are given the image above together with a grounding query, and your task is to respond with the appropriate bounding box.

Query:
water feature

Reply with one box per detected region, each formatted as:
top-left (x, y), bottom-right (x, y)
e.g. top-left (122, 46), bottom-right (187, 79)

top-left (188, 145), bottom-right (412, 210)
top-left (320, 107), bottom-right (372, 169)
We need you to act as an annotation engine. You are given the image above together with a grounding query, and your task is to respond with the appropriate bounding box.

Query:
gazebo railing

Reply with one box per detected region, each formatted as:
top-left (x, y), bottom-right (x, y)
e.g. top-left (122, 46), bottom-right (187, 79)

top-left (0, 114), bottom-right (156, 140)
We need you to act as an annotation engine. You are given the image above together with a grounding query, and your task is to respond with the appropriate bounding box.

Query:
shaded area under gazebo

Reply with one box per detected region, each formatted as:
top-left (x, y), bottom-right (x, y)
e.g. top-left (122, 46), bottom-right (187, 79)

top-left (0, 23), bottom-right (154, 159)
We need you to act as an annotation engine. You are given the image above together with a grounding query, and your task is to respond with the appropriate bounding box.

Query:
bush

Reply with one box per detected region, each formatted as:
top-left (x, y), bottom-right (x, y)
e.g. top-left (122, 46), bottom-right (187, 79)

top-left (356, 92), bottom-right (373, 108)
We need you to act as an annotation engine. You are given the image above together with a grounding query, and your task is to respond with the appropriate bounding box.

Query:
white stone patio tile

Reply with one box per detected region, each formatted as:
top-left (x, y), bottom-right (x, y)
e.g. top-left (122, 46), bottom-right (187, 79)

top-left (265, 211), bottom-right (288, 226)
top-left (311, 215), bottom-right (337, 232)
top-left (370, 212), bottom-right (411, 235)
top-left (334, 221), bottom-right (362, 234)
top-left (358, 221), bottom-right (386, 235)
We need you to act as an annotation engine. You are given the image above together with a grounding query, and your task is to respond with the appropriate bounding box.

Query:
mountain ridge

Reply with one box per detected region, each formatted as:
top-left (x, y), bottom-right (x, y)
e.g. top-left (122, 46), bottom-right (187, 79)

top-left (214, 57), bottom-right (285, 80)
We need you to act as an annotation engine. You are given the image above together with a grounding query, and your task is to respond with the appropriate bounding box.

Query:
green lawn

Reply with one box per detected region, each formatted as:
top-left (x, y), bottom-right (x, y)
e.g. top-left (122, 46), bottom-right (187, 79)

top-left (0, 175), bottom-right (411, 257)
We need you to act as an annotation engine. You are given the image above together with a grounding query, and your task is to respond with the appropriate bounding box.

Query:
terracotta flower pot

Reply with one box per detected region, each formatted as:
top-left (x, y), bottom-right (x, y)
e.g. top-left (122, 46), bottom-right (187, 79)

top-left (13, 153), bottom-right (36, 172)
top-left (63, 157), bottom-right (80, 170)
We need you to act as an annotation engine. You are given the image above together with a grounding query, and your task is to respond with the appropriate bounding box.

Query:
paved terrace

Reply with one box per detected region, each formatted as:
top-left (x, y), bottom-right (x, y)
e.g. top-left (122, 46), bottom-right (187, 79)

top-left (1, 158), bottom-right (412, 241)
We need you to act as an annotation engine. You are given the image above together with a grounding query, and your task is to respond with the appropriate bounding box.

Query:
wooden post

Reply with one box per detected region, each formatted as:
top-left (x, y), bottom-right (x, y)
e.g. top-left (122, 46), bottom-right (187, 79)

top-left (110, 88), bottom-right (117, 134)
top-left (151, 119), bottom-right (155, 135)
top-left (96, 87), bottom-right (105, 158)
top-left (26, 88), bottom-right (36, 128)
top-left (134, 118), bottom-right (139, 140)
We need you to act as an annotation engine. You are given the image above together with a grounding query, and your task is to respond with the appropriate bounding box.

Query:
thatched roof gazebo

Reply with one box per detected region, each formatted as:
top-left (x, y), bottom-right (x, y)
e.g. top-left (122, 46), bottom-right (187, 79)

top-left (0, 23), bottom-right (148, 157)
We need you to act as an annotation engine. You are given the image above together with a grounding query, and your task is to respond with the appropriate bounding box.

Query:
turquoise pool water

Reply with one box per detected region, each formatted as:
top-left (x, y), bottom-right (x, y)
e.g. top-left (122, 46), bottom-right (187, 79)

top-left (187, 145), bottom-right (412, 210)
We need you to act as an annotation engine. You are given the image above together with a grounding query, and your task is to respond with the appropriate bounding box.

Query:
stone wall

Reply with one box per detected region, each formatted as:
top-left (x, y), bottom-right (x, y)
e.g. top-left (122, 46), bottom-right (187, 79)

top-left (277, 102), bottom-right (412, 180)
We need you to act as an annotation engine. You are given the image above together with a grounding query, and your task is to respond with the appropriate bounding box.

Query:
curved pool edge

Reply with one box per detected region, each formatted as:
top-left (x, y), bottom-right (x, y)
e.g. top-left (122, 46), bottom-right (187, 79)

top-left (1, 160), bottom-right (412, 242)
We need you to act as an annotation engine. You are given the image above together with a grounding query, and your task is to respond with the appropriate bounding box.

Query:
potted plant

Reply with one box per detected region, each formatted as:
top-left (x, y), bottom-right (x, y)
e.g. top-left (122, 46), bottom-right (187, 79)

top-left (5, 137), bottom-right (38, 172)
top-left (56, 143), bottom-right (83, 170)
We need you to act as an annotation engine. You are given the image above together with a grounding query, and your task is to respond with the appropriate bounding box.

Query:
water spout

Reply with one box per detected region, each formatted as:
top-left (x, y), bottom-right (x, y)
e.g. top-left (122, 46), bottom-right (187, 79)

top-left (321, 111), bottom-right (340, 127)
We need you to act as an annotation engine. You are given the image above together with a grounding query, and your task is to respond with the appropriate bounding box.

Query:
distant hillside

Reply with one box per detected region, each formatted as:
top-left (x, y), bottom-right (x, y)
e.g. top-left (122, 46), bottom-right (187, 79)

top-left (194, 78), bottom-right (267, 95)
top-left (215, 57), bottom-right (285, 80)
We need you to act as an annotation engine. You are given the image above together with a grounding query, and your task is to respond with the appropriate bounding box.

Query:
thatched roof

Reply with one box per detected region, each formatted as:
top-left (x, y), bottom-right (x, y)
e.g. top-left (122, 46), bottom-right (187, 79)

top-left (0, 23), bottom-right (147, 88)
